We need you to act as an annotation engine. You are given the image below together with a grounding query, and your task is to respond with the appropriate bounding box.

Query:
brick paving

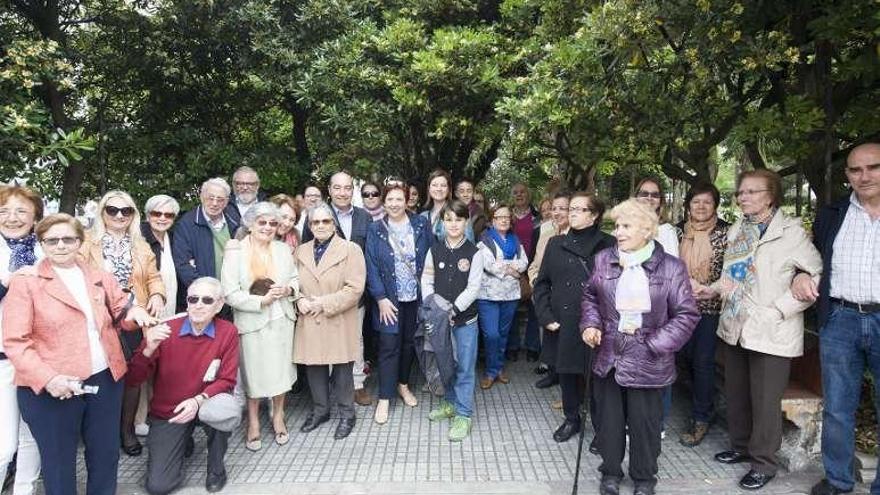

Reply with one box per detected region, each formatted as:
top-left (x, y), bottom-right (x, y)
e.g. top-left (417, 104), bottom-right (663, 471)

top-left (61, 357), bottom-right (866, 494)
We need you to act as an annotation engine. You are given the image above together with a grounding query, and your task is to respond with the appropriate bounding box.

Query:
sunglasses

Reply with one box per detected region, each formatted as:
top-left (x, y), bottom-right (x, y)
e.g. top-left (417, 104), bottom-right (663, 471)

top-left (635, 191), bottom-right (662, 200)
top-left (362, 191), bottom-right (381, 198)
top-left (256, 220), bottom-right (279, 227)
top-left (104, 205), bottom-right (135, 217)
top-left (310, 218), bottom-right (334, 226)
top-left (41, 236), bottom-right (80, 246)
top-left (186, 295), bottom-right (216, 306)
top-left (149, 211), bottom-right (176, 220)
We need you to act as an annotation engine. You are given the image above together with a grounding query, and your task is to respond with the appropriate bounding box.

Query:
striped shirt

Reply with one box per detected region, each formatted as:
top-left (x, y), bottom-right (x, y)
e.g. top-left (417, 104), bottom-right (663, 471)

top-left (830, 193), bottom-right (880, 304)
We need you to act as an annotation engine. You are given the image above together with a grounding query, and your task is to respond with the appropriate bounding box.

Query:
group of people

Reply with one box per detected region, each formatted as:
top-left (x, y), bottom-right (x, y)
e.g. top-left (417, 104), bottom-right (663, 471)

top-left (0, 142), bottom-right (877, 495)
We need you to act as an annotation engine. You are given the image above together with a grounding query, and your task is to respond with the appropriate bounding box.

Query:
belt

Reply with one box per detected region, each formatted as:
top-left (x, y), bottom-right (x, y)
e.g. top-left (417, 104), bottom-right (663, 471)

top-left (831, 298), bottom-right (880, 314)
top-left (0, 352), bottom-right (6, 360)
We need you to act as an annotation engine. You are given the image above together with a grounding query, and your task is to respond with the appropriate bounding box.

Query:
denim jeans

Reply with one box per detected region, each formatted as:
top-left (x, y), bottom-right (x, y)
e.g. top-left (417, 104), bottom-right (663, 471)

top-left (446, 321), bottom-right (479, 418)
top-left (478, 300), bottom-right (519, 378)
top-left (820, 304), bottom-right (880, 492)
top-left (506, 302), bottom-right (541, 353)
top-left (679, 314), bottom-right (720, 422)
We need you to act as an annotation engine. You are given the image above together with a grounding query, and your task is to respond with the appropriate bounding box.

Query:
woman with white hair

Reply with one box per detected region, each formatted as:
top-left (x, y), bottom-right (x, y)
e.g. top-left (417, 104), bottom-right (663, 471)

top-left (580, 198), bottom-right (699, 495)
top-left (221, 201), bottom-right (298, 451)
top-left (141, 194), bottom-right (181, 317)
top-left (79, 190), bottom-right (166, 457)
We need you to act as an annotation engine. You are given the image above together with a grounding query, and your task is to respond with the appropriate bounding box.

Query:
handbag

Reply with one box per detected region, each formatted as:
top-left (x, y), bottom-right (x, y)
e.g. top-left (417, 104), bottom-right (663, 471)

top-left (519, 275), bottom-right (532, 302)
top-left (104, 288), bottom-right (135, 360)
top-left (249, 277), bottom-right (275, 296)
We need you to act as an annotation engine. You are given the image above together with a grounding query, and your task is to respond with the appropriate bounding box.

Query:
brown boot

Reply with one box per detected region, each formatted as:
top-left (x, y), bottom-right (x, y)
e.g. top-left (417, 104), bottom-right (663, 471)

top-left (679, 421), bottom-right (709, 447)
top-left (354, 388), bottom-right (373, 406)
top-left (497, 369), bottom-right (510, 384)
top-left (479, 375), bottom-right (494, 390)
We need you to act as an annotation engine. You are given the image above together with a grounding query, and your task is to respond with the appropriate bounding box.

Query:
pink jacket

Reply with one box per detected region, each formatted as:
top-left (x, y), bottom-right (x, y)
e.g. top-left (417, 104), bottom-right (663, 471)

top-left (2, 259), bottom-right (134, 392)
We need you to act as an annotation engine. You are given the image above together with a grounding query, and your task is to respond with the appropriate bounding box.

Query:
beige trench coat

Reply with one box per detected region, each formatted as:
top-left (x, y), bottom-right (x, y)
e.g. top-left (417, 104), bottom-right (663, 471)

top-left (292, 235), bottom-right (366, 365)
top-left (714, 211), bottom-right (822, 358)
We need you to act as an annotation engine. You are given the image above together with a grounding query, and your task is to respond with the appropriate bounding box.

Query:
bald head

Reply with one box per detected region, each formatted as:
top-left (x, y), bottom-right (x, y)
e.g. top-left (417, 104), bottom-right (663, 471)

top-left (846, 143), bottom-right (880, 204)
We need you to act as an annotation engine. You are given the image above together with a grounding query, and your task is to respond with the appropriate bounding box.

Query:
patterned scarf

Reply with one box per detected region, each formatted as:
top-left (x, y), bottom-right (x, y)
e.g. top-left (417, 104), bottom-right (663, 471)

top-left (615, 241), bottom-right (654, 333)
top-left (101, 233), bottom-right (133, 289)
top-left (487, 227), bottom-right (519, 260)
top-left (6, 233), bottom-right (37, 273)
top-left (720, 209), bottom-right (775, 327)
top-left (680, 217), bottom-right (717, 284)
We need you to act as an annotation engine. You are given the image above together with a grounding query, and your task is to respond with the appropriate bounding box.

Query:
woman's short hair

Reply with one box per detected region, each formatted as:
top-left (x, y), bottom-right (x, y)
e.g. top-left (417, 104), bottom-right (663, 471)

top-left (144, 194), bottom-right (181, 216)
top-left (36, 213), bottom-right (85, 242)
top-left (382, 182), bottom-right (409, 203)
top-left (0, 185), bottom-right (44, 221)
top-left (94, 190), bottom-right (143, 242)
top-left (269, 194), bottom-right (300, 223)
top-left (684, 182), bottom-right (721, 211)
top-left (488, 203), bottom-right (511, 221)
top-left (571, 192), bottom-right (606, 224)
top-left (242, 201), bottom-right (280, 228)
top-left (609, 198), bottom-right (659, 240)
top-left (307, 202), bottom-right (339, 228)
top-left (736, 169), bottom-right (783, 208)
top-left (441, 199), bottom-right (470, 220)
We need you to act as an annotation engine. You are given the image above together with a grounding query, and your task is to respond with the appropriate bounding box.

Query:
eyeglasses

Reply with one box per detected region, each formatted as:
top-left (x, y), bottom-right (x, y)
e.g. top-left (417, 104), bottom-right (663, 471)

top-left (304, 193), bottom-right (322, 199)
top-left (234, 181), bottom-right (259, 188)
top-left (362, 191), bottom-right (381, 199)
top-left (551, 206), bottom-right (569, 212)
top-left (186, 295), bottom-right (216, 306)
top-left (493, 215), bottom-right (511, 220)
top-left (569, 207), bottom-right (595, 214)
top-left (636, 191), bottom-right (662, 200)
top-left (149, 211), bottom-right (176, 220)
top-left (0, 207), bottom-right (34, 219)
top-left (734, 189), bottom-right (769, 199)
top-left (310, 218), bottom-right (334, 226)
top-left (41, 236), bottom-right (79, 246)
top-left (104, 205), bottom-right (135, 217)
top-left (255, 219), bottom-right (279, 227)
top-left (204, 195), bottom-right (228, 204)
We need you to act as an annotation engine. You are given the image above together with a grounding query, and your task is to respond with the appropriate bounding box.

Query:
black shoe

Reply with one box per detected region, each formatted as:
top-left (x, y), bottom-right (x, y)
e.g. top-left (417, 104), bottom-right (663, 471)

top-left (121, 438), bottom-right (143, 457)
top-left (334, 418), bottom-right (356, 440)
top-left (599, 476), bottom-right (621, 495)
top-left (506, 349), bottom-right (519, 362)
top-left (552, 419), bottom-right (581, 442)
top-left (739, 470), bottom-right (775, 490)
top-left (714, 450), bottom-right (750, 464)
top-left (184, 436), bottom-right (195, 458)
top-left (633, 482), bottom-right (656, 495)
top-left (811, 479), bottom-right (852, 495)
top-left (533, 364), bottom-right (549, 375)
top-left (206, 471), bottom-right (227, 493)
top-left (299, 412), bottom-right (330, 433)
top-left (526, 350), bottom-right (540, 362)
top-left (534, 373), bottom-right (559, 389)
top-left (589, 438), bottom-right (600, 455)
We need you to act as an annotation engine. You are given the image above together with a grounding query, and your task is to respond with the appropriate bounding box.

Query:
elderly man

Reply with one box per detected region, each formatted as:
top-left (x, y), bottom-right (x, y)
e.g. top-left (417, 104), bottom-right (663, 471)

top-left (172, 178), bottom-right (240, 303)
top-left (225, 166), bottom-right (264, 224)
top-left (791, 143), bottom-right (880, 495)
top-left (128, 277), bottom-right (240, 494)
top-left (295, 185), bottom-right (324, 234)
top-left (302, 172), bottom-right (373, 406)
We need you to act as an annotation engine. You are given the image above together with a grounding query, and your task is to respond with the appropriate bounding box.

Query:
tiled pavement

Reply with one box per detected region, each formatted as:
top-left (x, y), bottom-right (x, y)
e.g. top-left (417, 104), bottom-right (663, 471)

top-left (67, 358), bottom-right (866, 495)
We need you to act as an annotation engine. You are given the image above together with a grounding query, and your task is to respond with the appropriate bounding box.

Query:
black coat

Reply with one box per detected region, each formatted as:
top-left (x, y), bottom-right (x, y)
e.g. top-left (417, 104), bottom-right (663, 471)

top-left (812, 195), bottom-right (851, 329)
top-left (532, 226), bottom-right (615, 374)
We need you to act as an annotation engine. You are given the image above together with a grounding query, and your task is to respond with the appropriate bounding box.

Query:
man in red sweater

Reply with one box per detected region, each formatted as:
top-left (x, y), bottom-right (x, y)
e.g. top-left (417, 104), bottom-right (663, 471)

top-left (128, 277), bottom-right (240, 494)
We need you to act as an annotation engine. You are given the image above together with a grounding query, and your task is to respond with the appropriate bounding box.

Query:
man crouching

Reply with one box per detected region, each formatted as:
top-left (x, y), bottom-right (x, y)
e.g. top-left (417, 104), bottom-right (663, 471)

top-left (127, 277), bottom-right (240, 494)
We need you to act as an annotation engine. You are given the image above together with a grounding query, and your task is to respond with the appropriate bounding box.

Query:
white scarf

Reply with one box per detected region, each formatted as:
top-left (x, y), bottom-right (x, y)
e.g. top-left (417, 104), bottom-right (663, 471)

top-left (615, 241), bottom-right (654, 333)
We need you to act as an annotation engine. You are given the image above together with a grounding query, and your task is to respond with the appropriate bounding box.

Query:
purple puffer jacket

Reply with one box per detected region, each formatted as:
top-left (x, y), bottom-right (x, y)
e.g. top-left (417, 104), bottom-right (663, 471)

top-left (580, 244), bottom-right (699, 388)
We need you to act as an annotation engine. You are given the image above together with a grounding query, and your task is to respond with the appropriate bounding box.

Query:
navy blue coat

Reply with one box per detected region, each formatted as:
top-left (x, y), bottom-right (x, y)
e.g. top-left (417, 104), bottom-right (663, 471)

top-left (812, 195), bottom-right (852, 329)
top-left (365, 213), bottom-right (432, 334)
top-left (171, 206), bottom-right (240, 293)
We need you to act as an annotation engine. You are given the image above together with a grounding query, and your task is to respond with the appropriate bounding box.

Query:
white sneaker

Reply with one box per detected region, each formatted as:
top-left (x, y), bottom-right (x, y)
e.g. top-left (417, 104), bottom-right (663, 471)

top-left (374, 399), bottom-right (390, 424)
top-left (134, 423), bottom-right (150, 437)
top-left (398, 384), bottom-right (418, 407)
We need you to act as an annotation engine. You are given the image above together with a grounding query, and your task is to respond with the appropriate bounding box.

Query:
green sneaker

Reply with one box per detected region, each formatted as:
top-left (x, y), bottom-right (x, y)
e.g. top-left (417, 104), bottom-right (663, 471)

top-left (428, 400), bottom-right (455, 421)
top-left (448, 415), bottom-right (472, 442)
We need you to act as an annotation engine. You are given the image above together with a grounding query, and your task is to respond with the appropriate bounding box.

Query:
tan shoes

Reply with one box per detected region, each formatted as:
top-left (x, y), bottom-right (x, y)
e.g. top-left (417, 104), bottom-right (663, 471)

top-left (479, 375), bottom-right (494, 390)
top-left (398, 384), bottom-right (418, 407)
top-left (374, 399), bottom-right (389, 424)
top-left (497, 369), bottom-right (510, 384)
top-left (354, 388), bottom-right (373, 406)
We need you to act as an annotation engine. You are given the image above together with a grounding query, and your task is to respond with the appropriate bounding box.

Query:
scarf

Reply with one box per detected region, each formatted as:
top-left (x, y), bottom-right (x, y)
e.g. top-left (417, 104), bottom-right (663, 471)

top-left (680, 216), bottom-right (717, 284)
top-left (486, 227), bottom-right (519, 260)
top-left (314, 234), bottom-right (334, 265)
top-left (364, 204), bottom-right (385, 222)
top-left (615, 241), bottom-right (654, 333)
top-left (6, 233), bottom-right (37, 272)
top-left (101, 233), bottom-right (133, 289)
top-left (720, 209), bottom-right (776, 327)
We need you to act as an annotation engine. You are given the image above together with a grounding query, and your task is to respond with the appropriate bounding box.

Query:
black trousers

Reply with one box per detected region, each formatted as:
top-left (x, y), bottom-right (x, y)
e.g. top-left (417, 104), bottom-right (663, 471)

top-left (594, 370), bottom-right (663, 485)
top-left (305, 362), bottom-right (355, 419)
top-left (722, 342), bottom-right (790, 475)
top-left (377, 300), bottom-right (419, 399)
top-left (559, 373), bottom-right (584, 423)
top-left (145, 417), bottom-right (229, 495)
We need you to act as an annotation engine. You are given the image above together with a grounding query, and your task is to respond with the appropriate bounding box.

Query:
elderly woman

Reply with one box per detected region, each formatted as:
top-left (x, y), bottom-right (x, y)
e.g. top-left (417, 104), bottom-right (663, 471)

top-left (366, 184), bottom-right (431, 425)
top-left (141, 194), bottom-right (181, 318)
top-left (361, 182), bottom-right (385, 222)
top-left (269, 193), bottom-right (301, 252)
top-left (476, 204), bottom-right (528, 389)
top-left (674, 183), bottom-right (730, 447)
top-left (0, 186), bottom-right (44, 495)
top-left (3, 213), bottom-right (155, 495)
top-left (699, 170), bottom-right (821, 490)
top-left (221, 202), bottom-right (298, 451)
top-left (293, 203), bottom-right (366, 440)
top-left (580, 199), bottom-right (699, 495)
top-left (80, 190), bottom-right (165, 456)
top-left (533, 192), bottom-right (615, 442)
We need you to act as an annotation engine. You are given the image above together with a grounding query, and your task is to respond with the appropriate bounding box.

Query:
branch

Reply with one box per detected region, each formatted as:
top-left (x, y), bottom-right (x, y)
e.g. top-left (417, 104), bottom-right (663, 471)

top-left (59, 16), bottom-right (100, 26)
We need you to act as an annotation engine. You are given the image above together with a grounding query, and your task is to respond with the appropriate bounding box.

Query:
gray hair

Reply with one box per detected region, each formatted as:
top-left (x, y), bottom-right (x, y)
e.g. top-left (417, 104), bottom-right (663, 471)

top-left (307, 202), bottom-right (338, 228)
top-left (233, 166), bottom-right (259, 182)
top-left (144, 194), bottom-right (181, 216)
top-left (609, 198), bottom-right (659, 240)
top-left (188, 277), bottom-right (224, 299)
top-left (200, 177), bottom-right (231, 197)
top-left (242, 201), bottom-right (280, 228)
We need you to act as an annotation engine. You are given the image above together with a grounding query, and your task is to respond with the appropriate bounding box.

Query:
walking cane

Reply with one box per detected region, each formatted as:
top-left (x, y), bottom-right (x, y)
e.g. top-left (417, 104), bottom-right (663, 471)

top-left (571, 347), bottom-right (593, 495)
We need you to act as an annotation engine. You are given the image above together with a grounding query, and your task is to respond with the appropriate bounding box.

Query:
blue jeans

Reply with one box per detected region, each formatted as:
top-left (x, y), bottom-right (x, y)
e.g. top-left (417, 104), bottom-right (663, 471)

top-left (506, 302), bottom-right (541, 353)
top-left (446, 321), bottom-right (478, 418)
top-left (679, 314), bottom-right (719, 422)
top-left (478, 300), bottom-right (519, 378)
top-left (820, 305), bottom-right (880, 493)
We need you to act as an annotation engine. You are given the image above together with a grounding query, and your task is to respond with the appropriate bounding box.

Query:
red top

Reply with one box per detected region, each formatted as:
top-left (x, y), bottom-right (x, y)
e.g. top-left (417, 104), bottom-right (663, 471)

top-left (512, 211), bottom-right (536, 262)
top-left (127, 316), bottom-right (239, 420)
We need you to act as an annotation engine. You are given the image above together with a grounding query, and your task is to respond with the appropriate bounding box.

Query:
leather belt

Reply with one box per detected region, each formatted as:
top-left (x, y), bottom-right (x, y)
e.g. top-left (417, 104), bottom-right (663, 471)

top-left (831, 298), bottom-right (880, 314)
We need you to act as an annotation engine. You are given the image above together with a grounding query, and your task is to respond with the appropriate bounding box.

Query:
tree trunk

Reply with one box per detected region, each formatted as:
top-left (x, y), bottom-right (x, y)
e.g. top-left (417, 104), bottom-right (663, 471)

top-left (289, 99), bottom-right (310, 166)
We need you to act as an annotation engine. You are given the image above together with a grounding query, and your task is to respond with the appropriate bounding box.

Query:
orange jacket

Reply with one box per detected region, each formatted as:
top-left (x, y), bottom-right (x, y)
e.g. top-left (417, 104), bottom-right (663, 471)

top-left (2, 259), bottom-right (135, 392)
